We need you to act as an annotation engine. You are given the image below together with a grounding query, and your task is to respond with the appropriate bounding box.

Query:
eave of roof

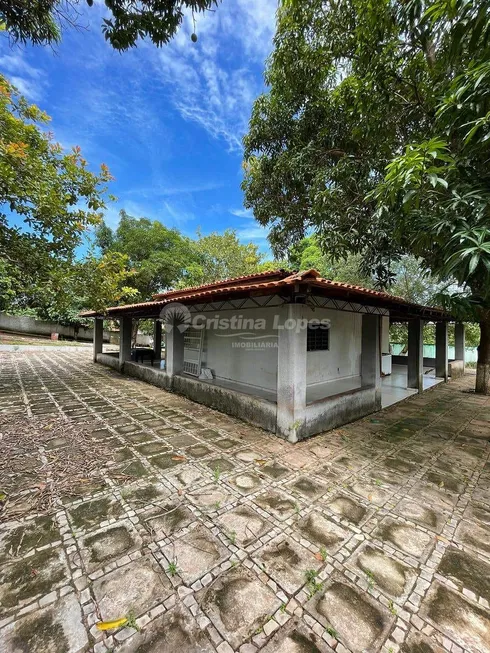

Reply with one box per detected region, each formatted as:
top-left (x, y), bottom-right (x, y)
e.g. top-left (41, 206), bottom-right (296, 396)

top-left (80, 268), bottom-right (453, 321)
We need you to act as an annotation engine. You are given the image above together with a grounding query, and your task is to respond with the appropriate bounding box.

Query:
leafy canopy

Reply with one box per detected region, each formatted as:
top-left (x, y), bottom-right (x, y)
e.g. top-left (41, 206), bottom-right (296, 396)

top-left (243, 0), bottom-right (490, 390)
top-left (0, 1), bottom-right (220, 50)
top-left (95, 210), bottom-right (195, 300)
top-left (0, 74), bottom-right (113, 310)
top-left (182, 228), bottom-right (265, 287)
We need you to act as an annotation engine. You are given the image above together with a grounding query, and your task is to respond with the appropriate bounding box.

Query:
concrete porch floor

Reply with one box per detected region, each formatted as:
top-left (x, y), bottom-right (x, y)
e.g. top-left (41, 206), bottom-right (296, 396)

top-left (132, 358), bottom-right (445, 412)
top-left (1, 349), bottom-right (489, 653)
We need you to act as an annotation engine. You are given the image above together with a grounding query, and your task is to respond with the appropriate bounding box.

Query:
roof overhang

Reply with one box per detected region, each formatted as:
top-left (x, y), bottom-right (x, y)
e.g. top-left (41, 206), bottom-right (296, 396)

top-left (80, 269), bottom-right (453, 322)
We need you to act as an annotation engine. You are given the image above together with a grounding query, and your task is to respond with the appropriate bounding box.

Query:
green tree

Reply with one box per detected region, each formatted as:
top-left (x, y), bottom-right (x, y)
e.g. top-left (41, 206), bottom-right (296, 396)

top-left (243, 0), bottom-right (490, 393)
top-left (95, 210), bottom-right (195, 300)
top-left (1, 1), bottom-right (219, 50)
top-left (0, 74), bottom-right (113, 310)
top-left (182, 228), bottom-right (265, 286)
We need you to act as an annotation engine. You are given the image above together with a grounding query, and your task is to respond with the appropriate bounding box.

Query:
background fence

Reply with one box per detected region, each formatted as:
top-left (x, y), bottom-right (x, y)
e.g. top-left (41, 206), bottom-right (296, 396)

top-left (391, 343), bottom-right (478, 363)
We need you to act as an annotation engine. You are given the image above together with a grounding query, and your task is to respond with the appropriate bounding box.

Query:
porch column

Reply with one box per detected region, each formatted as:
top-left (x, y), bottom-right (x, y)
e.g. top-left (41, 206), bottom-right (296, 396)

top-left (408, 318), bottom-right (424, 393)
top-left (455, 322), bottom-right (466, 366)
top-left (276, 303), bottom-right (307, 444)
top-left (361, 314), bottom-right (382, 408)
top-left (154, 320), bottom-right (162, 359)
top-left (93, 317), bottom-right (103, 363)
top-left (119, 316), bottom-right (132, 367)
top-left (435, 321), bottom-right (449, 381)
top-left (165, 321), bottom-right (184, 376)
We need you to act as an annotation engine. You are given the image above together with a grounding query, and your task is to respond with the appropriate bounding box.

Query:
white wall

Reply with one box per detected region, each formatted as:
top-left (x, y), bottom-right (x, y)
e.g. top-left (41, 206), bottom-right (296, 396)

top-left (306, 307), bottom-right (362, 387)
top-left (200, 306), bottom-right (279, 392)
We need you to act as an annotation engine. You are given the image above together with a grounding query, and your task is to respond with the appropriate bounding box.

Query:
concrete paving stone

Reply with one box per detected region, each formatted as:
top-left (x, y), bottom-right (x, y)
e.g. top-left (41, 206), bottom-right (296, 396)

top-left (91, 555), bottom-right (172, 621)
top-left (347, 542), bottom-right (417, 601)
top-left (188, 485), bottom-right (233, 510)
top-left (454, 518), bottom-right (490, 556)
top-left (0, 547), bottom-right (69, 610)
top-left (200, 565), bottom-right (282, 649)
top-left (394, 498), bottom-right (448, 533)
top-left (217, 505), bottom-right (273, 547)
top-left (437, 546), bottom-right (490, 602)
top-left (119, 481), bottom-right (170, 511)
top-left (287, 477), bottom-right (329, 500)
top-left (0, 592), bottom-right (88, 653)
top-left (253, 489), bottom-right (299, 521)
top-left (323, 492), bottom-right (371, 525)
top-left (260, 461), bottom-right (292, 480)
top-left (68, 495), bottom-right (124, 531)
top-left (374, 517), bottom-right (435, 562)
top-left (0, 515), bottom-right (60, 561)
top-left (419, 581), bottom-right (490, 653)
top-left (305, 575), bottom-right (395, 652)
top-left (226, 472), bottom-right (264, 495)
top-left (3, 352), bottom-right (490, 653)
top-left (79, 520), bottom-right (143, 573)
top-left (161, 524), bottom-right (229, 584)
top-left (294, 510), bottom-right (352, 554)
top-left (253, 536), bottom-right (322, 595)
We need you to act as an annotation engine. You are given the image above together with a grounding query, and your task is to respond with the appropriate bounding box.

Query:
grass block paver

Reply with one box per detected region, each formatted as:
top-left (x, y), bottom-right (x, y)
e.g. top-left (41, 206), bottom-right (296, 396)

top-left (374, 516), bottom-right (435, 561)
top-left (438, 546), bottom-right (490, 602)
top-left (117, 606), bottom-right (215, 652)
top-left (200, 566), bottom-right (282, 649)
top-left (217, 505), bottom-right (272, 546)
top-left (92, 555), bottom-right (172, 620)
top-left (80, 520), bottom-right (143, 573)
top-left (253, 537), bottom-right (322, 594)
top-left (420, 581), bottom-right (490, 653)
top-left (305, 576), bottom-right (395, 652)
top-left (0, 547), bottom-right (69, 610)
top-left (2, 351), bottom-right (490, 653)
top-left (295, 511), bottom-right (351, 553)
top-left (0, 593), bottom-right (88, 653)
top-left (161, 525), bottom-right (229, 583)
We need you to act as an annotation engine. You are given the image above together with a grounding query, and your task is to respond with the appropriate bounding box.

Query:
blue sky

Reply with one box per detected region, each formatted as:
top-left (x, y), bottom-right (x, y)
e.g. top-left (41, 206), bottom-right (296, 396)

top-left (0, 0), bottom-right (278, 253)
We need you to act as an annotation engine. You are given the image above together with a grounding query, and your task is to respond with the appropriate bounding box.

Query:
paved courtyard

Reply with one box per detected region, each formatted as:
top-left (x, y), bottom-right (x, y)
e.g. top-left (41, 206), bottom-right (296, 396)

top-left (1, 350), bottom-right (490, 653)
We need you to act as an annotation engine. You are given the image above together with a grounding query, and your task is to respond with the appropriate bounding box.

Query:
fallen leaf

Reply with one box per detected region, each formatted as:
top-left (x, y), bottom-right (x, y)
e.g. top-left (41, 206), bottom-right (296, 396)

top-left (172, 456), bottom-right (186, 461)
top-left (313, 552), bottom-right (324, 561)
top-left (254, 459), bottom-right (267, 465)
top-left (96, 617), bottom-right (128, 631)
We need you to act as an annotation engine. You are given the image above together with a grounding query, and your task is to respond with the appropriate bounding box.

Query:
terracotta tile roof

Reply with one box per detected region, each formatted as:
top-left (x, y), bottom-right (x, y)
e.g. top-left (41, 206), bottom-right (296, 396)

top-left (80, 268), bottom-right (451, 319)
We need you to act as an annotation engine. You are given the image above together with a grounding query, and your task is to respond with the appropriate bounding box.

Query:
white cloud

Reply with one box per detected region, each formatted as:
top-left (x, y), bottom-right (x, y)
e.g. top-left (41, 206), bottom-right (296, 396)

top-left (0, 52), bottom-right (46, 101)
top-left (230, 207), bottom-right (254, 218)
top-left (149, 0), bottom-right (278, 151)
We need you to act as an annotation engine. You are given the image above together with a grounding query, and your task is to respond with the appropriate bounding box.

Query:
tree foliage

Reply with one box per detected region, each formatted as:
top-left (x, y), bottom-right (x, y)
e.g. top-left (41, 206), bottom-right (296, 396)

top-left (0, 74), bottom-right (113, 312)
top-left (95, 211), bottom-right (194, 300)
top-left (182, 228), bottom-right (265, 287)
top-left (243, 0), bottom-right (490, 392)
top-left (0, 0), bottom-right (220, 50)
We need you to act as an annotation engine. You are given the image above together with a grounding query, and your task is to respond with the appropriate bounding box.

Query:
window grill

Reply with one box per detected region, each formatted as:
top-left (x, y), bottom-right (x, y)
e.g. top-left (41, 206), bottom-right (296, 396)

top-left (307, 324), bottom-right (330, 351)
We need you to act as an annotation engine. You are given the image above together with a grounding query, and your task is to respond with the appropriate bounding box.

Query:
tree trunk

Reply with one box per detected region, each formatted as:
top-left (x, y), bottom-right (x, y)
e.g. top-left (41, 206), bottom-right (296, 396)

top-left (475, 314), bottom-right (490, 394)
top-left (131, 319), bottom-right (139, 348)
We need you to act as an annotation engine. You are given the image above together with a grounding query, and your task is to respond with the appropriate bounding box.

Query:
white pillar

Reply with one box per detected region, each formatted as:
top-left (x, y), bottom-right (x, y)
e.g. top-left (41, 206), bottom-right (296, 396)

top-left (408, 319), bottom-right (424, 393)
top-left (455, 322), bottom-right (465, 366)
top-left (93, 317), bottom-right (103, 362)
top-left (381, 315), bottom-right (390, 353)
top-left (154, 320), bottom-right (162, 359)
top-left (436, 322), bottom-right (449, 381)
top-left (361, 314), bottom-right (382, 407)
top-left (119, 316), bottom-right (132, 367)
top-left (165, 321), bottom-right (184, 376)
top-left (276, 303), bottom-right (308, 443)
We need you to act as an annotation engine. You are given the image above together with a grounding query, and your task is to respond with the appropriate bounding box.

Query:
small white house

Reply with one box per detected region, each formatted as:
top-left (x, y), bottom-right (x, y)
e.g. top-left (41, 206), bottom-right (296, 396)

top-left (84, 269), bottom-right (464, 442)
